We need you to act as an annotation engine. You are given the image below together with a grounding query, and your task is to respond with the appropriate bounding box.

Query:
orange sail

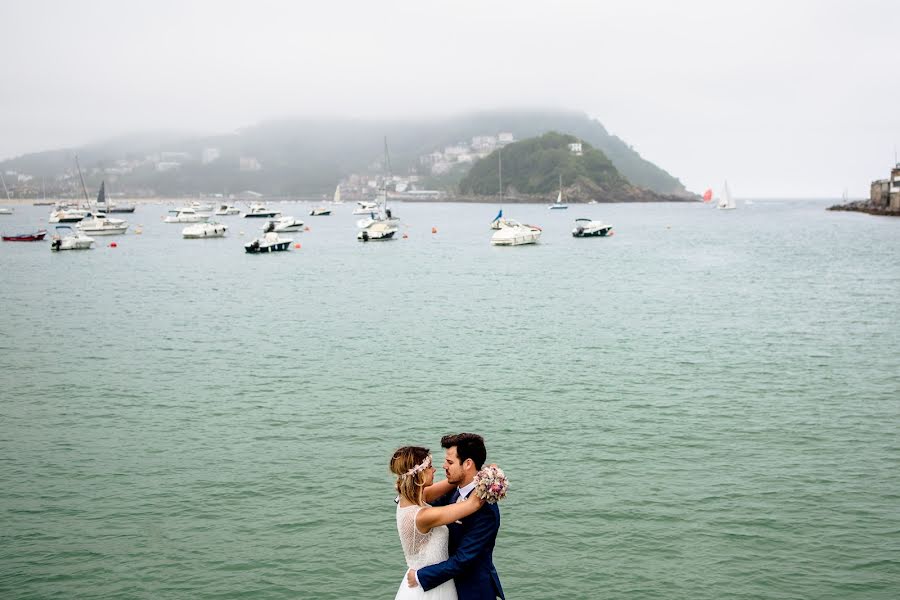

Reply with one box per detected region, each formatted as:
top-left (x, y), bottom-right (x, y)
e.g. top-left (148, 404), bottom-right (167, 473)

top-left (702, 188), bottom-right (713, 202)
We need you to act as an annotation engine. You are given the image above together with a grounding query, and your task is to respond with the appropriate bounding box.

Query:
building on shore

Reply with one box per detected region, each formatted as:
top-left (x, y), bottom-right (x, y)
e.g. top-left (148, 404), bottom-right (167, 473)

top-left (870, 164), bottom-right (900, 211)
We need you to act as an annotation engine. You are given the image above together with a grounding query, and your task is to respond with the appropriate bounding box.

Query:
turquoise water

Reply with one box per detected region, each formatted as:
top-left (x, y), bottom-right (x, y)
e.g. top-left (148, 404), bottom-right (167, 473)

top-left (1, 200), bottom-right (898, 599)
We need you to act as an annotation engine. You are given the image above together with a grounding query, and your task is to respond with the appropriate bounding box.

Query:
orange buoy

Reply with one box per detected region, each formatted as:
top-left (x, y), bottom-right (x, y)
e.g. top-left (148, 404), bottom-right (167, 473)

top-left (294, 243), bottom-right (301, 249)
top-left (431, 227), bottom-right (437, 234)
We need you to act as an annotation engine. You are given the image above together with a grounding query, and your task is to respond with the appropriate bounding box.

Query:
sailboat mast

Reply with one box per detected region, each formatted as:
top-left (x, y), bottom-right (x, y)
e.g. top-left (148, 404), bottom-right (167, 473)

top-left (499, 148), bottom-right (503, 202)
top-left (0, 172), bottom-right (10, 201)
top-left (75, 154), bottom-right (91, 206)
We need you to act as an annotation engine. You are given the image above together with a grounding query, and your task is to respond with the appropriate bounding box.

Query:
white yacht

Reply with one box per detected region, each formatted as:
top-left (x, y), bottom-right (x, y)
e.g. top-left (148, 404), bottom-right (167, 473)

top-left (352, 200), bottom-right (379, 215)
top-left (48, 207), bottom-right (90, 223)
top-left (50, 225), bottom-right (94, 251)
top-left (77, 213), bottom-right (129, 235)
top-left (572, 218), bottom-right (613, 237)
top-left (490, 219), bottom-right (542, 246)
top-left (244, 203), bottom-right (281, 218)
top-left (214, 203), bottom-right (241, 216)
top-left (358, 220), bottom-right (399, 241)
top-left (309, 206), bottom-right (332, 216)
top-left (244, 231), bottom-right (292, 253)
top-left (190, 201), bottom-right (215, 213)
top-left (265, 216), bottom-right (304, 232)
top-left (165, 208), bottom-right (210, 223)
top-left (182, 222), bottom-right (227, 238)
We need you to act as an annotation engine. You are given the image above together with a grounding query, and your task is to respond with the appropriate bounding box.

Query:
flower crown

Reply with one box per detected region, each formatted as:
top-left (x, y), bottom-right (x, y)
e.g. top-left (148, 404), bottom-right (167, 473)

top-left (402, 455), bottom-right (431, 479)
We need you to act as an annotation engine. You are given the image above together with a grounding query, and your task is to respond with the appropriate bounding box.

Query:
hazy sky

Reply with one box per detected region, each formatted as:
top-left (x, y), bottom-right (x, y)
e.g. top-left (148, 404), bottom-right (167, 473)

top-left (2, 0), bottom-right (897, 197)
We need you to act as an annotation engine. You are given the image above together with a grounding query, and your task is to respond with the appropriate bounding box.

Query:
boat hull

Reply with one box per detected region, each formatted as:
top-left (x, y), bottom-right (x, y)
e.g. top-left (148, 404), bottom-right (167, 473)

top-left (2, 230), bottom-right (47, 242)
top-left (78, 226), bottom-right (128, 235)
top-left (244, 241), bottom-right (292, 253)
top-left (572, 227), bottom-right (613, 237)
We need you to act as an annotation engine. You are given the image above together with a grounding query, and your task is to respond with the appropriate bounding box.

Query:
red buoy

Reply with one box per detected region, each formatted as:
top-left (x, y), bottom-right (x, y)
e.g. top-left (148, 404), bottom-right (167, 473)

top-left (109, 242), bottom-right (118, 248)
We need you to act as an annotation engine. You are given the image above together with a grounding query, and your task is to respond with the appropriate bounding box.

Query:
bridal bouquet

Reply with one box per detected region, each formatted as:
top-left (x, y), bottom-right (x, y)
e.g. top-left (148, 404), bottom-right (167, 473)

top-left (472, 465), bottom-right (509, 504)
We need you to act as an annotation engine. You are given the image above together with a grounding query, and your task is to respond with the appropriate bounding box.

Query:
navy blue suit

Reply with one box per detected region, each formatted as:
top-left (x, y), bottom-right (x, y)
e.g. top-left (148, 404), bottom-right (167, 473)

top-left (417, 489), bottom-right (504, 600)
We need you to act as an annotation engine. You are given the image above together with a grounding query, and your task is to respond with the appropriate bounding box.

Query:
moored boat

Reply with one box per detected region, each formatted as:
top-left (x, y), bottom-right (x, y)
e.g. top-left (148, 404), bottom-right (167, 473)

top-left (244, 231), bottom-right (293, 253)
top-left (165, 208), bottom-right (210, 223)
top-left (50, 225), bottom-right (94, 251)
top-left (265, 216), bottom-right (304, 232)
top-left (571, 218), bottom-right (613, 237)
top-left (77, 213), bottom-right (129, 235)
top-left (309, 206), bottom-right (332, 216)
top-left (182, 222), bottom-right (227, 238)
top-left (490, 219), bottom-right (542, 246)
top-left (244, 203), bottom-right (281, 218)
top-left (2, 229), bottom-right (48, 242)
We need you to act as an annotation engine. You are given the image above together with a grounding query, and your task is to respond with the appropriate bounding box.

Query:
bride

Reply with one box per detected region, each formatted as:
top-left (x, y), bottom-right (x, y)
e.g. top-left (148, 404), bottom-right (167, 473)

top-left (390, 446), bottom-right (484, 600)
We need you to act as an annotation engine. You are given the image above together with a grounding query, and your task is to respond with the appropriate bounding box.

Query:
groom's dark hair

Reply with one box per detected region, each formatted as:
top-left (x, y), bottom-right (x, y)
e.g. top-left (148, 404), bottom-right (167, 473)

top-left (441, 433), bottom-right (486, 470)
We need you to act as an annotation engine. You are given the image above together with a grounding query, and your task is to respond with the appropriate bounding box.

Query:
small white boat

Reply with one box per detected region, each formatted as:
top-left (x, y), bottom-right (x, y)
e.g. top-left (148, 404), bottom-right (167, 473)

top-left (265, 216), bottom-right (304, 232)
top-left (182, 222), bottom-right (227, 238)
top-left (244, 231), bottom-right (292, 253)
top-left (48, 207), bottom-right (89, 223)
top-left (353, 200), bottom-right (379, 215)
top-left (572, 218), bottom-right (613, 237)
top-left (309, 206), bottom-right (331, 216)
top-left (165, 208), bottom-right (210, 223)
top-left (358, 220), bottom-right (399, 241)
top-left (0, 207), bottom-right (12, 215)
top-left (51, 225), bottom-right (94, 251)
top-left (244, 203), bottom-right (281, 218)
top-left (77, 213), bottom-right (129, 235)
top-left (190, 201), bottom-right (215, 213)
top-left (214, 203), bottom-right (241, 216)
top-left (490, 219), bottom-right (542, 246)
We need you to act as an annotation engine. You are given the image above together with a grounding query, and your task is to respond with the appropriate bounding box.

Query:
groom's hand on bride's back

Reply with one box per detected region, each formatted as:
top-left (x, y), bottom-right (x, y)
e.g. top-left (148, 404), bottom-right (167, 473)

top-left (406, 569), bottom-right (418, 588)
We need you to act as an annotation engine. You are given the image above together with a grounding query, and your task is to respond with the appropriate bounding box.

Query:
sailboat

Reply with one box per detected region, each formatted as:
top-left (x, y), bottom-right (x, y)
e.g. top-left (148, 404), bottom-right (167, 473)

top-left (549, 174), bottom-right (568, 209)
top-left (332, 184), bottom-right (343, 204)
top-left (358, 138), bottom-right (400, 241)
top-left (702, 188), bottom-right (713, 202)
top-left (717, 181), bottom-right (737, 210)
top-left (77, 180), bottom-right (129, 235)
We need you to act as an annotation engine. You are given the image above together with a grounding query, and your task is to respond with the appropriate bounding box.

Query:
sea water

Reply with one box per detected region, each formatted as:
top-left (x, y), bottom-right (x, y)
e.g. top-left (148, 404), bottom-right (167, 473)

top-left (1, 200), bottom-right (898, 599)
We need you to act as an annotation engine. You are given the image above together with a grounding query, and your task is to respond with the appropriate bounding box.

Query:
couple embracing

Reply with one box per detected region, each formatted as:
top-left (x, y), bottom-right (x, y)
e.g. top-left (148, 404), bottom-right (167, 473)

top-left (390, 433), bottom-right (505, 600)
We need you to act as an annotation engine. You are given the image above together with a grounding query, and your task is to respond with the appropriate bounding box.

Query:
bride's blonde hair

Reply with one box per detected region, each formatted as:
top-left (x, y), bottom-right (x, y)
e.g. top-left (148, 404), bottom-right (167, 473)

top-left (390, 446), bottom-right (431, 505)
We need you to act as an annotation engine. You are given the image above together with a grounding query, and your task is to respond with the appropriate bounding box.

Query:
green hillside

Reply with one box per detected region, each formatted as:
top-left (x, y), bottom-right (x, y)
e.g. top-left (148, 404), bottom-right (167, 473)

top-left (460, 132), bottom-right (628, 196)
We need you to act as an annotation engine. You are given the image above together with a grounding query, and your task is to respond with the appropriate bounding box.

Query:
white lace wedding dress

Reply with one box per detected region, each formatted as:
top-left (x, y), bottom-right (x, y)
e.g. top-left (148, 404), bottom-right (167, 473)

top-left (395, 504), bottom-right (457, 599)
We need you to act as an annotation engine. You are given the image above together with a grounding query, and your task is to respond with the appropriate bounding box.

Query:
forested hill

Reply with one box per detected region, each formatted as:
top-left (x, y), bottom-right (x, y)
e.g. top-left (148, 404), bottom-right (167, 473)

top-left (458, 132), bottom-right (689, 203)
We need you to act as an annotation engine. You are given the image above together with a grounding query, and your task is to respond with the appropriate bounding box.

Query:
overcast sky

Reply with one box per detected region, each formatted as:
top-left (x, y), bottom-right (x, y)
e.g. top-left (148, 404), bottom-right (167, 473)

top-left (1, 0), bottom-right (896, 197)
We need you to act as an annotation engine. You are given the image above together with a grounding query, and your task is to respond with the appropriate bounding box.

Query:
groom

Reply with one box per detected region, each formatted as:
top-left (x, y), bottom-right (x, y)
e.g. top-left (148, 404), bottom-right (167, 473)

top-left (407, 432), bottom-right (505, 600)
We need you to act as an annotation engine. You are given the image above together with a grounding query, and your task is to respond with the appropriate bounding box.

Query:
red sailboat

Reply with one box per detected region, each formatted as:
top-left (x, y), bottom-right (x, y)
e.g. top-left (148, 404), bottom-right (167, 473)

top-left (702, 188), bottom-right (713, 202)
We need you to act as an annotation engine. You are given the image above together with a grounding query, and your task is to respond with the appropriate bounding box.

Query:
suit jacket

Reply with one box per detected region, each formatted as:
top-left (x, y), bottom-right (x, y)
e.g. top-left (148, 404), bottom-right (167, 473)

top-left (417, 489), bottom-right (505, 600)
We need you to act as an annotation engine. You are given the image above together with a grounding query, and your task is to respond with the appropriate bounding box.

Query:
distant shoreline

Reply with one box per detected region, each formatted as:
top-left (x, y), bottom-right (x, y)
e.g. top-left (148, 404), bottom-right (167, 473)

top-left (1, 196), bottom-right (700, 206)
top-left (827, 203), bottom-right (900, 217)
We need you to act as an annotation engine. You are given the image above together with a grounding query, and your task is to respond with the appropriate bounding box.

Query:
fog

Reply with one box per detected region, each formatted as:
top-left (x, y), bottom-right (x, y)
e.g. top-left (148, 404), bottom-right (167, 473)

top-left (1, 0), bottom-right (896, 197)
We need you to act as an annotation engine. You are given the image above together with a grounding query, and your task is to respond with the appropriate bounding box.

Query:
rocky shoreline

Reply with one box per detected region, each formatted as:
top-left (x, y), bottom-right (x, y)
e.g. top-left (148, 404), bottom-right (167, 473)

top-left (827, 201), bottom-right (900, 217)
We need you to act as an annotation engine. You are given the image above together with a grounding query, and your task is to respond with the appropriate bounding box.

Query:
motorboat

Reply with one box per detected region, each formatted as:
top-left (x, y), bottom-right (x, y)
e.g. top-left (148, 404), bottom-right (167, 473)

top-left (244, 231), bottom-right (293, 253)
top-left (182, 222), bottom-right (227, 238)
top-left (164, 208), bottom-right (210, 223)
top-left (190, 201), bottom-right (215, 213)
top-left (244, 203), bottom-right (281, 218)
top-left (3, 229), bottom-right (47, 242)
top-left (77, 213), bottom-right (129, 235)
top-left (48, 207), bottom-right (89, 223)
top-left (0, 207), bottom-right (12, 215)
top-left (309, 206), bottom-right (331, 216)
top-left (265, 216), bottom-right (304, 232)
top-left (490, 219), bottom-right (542, 246)
top-left (214, 203), bottom-right (241, 216)
top-left (358, 220), bottom-right (399, 241)
top-left (107, 203), bottom-right (135, 213)
top-left (352, 200), bottom-right (379, 215)
top-left (50, 225), bottom-right (94, 251)
top-left (572, 218), bottom-right (613, 237)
